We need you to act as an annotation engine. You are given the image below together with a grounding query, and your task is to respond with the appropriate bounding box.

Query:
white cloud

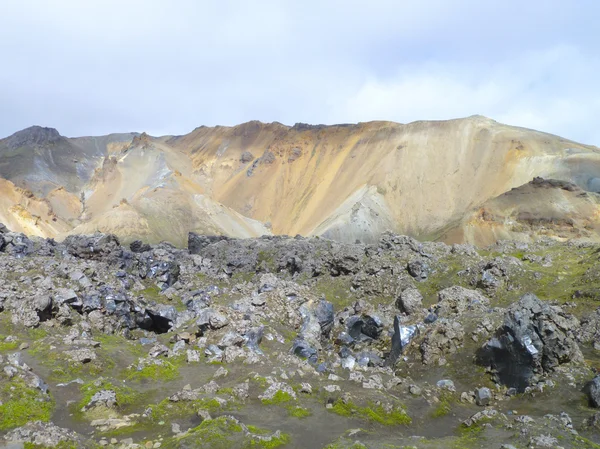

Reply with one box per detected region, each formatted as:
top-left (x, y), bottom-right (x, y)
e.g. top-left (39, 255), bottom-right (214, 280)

top-left (334, 46), bottom-right (600, 145)
top-left (0, 0), bottom-right (599, 144)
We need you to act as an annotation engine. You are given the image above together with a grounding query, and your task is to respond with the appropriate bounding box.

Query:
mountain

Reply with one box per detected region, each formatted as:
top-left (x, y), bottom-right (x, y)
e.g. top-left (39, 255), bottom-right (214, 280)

top-left (0, 116), bottom-right (599, 246)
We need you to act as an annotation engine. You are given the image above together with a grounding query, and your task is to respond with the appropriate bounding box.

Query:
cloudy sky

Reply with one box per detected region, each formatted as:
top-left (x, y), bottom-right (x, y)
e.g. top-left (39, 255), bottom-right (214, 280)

top-left (1, 0), bottom-right (599, 144)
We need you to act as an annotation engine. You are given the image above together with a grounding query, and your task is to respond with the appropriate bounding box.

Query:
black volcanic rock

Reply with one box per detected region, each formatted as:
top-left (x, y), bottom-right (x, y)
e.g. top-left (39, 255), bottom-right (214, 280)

top-left (476, 293), bottom-right (583, 392)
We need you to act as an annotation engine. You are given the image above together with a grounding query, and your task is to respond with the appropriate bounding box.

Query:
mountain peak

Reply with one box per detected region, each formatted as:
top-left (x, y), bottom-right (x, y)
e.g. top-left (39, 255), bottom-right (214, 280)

top-left (2, 125), bottom-right (62, 149)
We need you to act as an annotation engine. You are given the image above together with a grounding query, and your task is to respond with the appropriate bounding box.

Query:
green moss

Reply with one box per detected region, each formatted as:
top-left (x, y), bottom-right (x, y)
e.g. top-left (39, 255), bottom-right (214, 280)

top-left (574, 435), bottom-right (600, 449)
top-left (313, 277), bottom-right (355, 308)
top-left (252, 375), bottom-right (269, 388)
top-left (95, 333), bottom-right (146, 358)
top-left (261, 390), bottom-right (293, 405)
top-left (245, 432), bottom-right (290, 448)
top-left (452, 423), bottom-right (486, 449)
top-left (0, 378), bottom-right (54, 431)
top-left (28, 339), bottom-right (116, 383)
top-left (139, 285), bottom-right (165, 301)
top-left (323, 442), bottom-right (368, 449)
top-left (163, 416), bottom-right (244, 449)
top-left (27, 327), bottom-right (50, 340)
top-left (24, 442), bottom-right (79, 449)
top-left (126, 359), bottom-right (180, 382)
top-left (329, 400), bottom-right (411, 426)
top-left (150, 396), bottom-right (230, 422)
top-left (431, 392), bottom-right (455, 418)
top-left (286, 405), bottom-right (311, 418)
top-left (77, 379), bottom-right (141, 412)
top-left (245, 426), bottom-right (291, 448)
top-left (0, 340), bottom-right (19, 351)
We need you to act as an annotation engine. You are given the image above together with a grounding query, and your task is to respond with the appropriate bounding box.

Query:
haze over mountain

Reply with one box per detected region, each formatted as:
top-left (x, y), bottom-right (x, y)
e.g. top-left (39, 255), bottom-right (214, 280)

top-left (1, 115), bottom-right (599, 246)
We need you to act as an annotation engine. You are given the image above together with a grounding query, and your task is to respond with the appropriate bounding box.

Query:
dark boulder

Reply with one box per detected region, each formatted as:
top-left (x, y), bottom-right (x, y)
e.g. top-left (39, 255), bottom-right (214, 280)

top-left (245, 326), bottom-right (264, 352)
top-left (476, 293), bottom-right (583, 392)
top-left (2, 233), bottom-right (34, 256)
top-left (361, 315), bottom-right (383, 339)
top-left (292, 338), bottom-right (317, 363)
top-left (345, 314), bottom-right (383, 341)
top-left (140, 258), bottom-right (180, 288)
top-left (584, 376), bottom-right (600, 408)
top-left (145, 305), bottom-right (178, 334)
top-left (407, 259), bottom-right (430, 281)
top-left (188, 233), bottom-right (229, 254)
top-left (313, 299), bottom-right (334, 339)
top-left (385, 315), bottom-right (419, 367)
top-left (298, 299), bottom-right (335, 346)
top-left (130, 240), bottom-right (151, 253)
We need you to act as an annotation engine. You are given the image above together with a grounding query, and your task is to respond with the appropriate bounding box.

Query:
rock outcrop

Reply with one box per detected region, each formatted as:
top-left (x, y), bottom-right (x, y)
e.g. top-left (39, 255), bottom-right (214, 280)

top-left (477, 294), bottom-right (583, 391)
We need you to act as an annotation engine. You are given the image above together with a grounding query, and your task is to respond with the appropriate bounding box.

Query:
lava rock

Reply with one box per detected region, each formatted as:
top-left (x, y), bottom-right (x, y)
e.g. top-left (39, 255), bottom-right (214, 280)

top-left (435, 286), bottom-right (489, 316)
top-left (130, 240), bottom-right (151, 253)
top-left (386, 315), bottom-right (419, 367)
top-left (476, 293), bottom-right (583, 392)
top-left (63, 233), bottom-right (122, 262)
top-left (421, 319), bottom-right (465, 365)
top-left (291, 338), bottom-right (317, 363)
top-left (188, 233), bottom-right (229, 254)
top-left (584, 376), bottom-right (600, 408)
top-left (407, 259), bottom-right (430, 281)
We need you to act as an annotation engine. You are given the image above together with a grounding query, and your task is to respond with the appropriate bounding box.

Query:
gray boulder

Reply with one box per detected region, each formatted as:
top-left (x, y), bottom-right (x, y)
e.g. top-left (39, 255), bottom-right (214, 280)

top-left (2, 232), bottom-right (34, 256)
top-left (420, 319), bottom-right (465, 365)
top-left (4, 421), bottom-right (83, 447)
top-left (63, 233), bottom-right (122, 262)
top-left (81, 390), bottom-right (117, 412)
top-left (475, 387), bottom-right (492, 406)
top-left (396, 288), bottom-right (423, 315)
top-left (435, 286), bottom-right (489, 316)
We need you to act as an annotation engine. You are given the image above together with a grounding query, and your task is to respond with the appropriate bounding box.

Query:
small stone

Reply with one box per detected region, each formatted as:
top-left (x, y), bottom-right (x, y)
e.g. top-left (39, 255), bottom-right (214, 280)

top-left (436, 379), bottom-right (455, 391)
top-left (300, 383), bottom-right (313, 394)
top-left (198, 409), bottom-right (212, 421)
top-left (213, 367), bottom-right (229, 378)
top-left (475, 387), bottom-right (492, 406)
top-left (171, 340), bottom-right (186, 355)
top-left (19, 342), bottom-right (29, 350)
top-left (186, 349), bottom-right (200, 363)
top-left (409, 384), bottom-right (422, 395)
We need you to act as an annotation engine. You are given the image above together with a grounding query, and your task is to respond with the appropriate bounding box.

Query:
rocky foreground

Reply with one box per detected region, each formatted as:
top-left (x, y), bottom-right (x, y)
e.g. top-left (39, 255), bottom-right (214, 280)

top-left (1, 227), bottom-right (600, 448)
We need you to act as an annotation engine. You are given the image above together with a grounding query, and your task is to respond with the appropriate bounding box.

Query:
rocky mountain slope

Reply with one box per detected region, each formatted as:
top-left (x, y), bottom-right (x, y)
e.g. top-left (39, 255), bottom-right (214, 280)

top-left (1, 226), bottom-right (600, 448)
top-left (1, 117), bottom-right (599, 246)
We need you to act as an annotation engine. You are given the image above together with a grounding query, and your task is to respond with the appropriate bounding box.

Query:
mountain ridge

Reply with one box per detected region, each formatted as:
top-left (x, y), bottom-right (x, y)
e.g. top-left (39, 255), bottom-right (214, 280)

top-left (1, 115), bottom-right (599, 246)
